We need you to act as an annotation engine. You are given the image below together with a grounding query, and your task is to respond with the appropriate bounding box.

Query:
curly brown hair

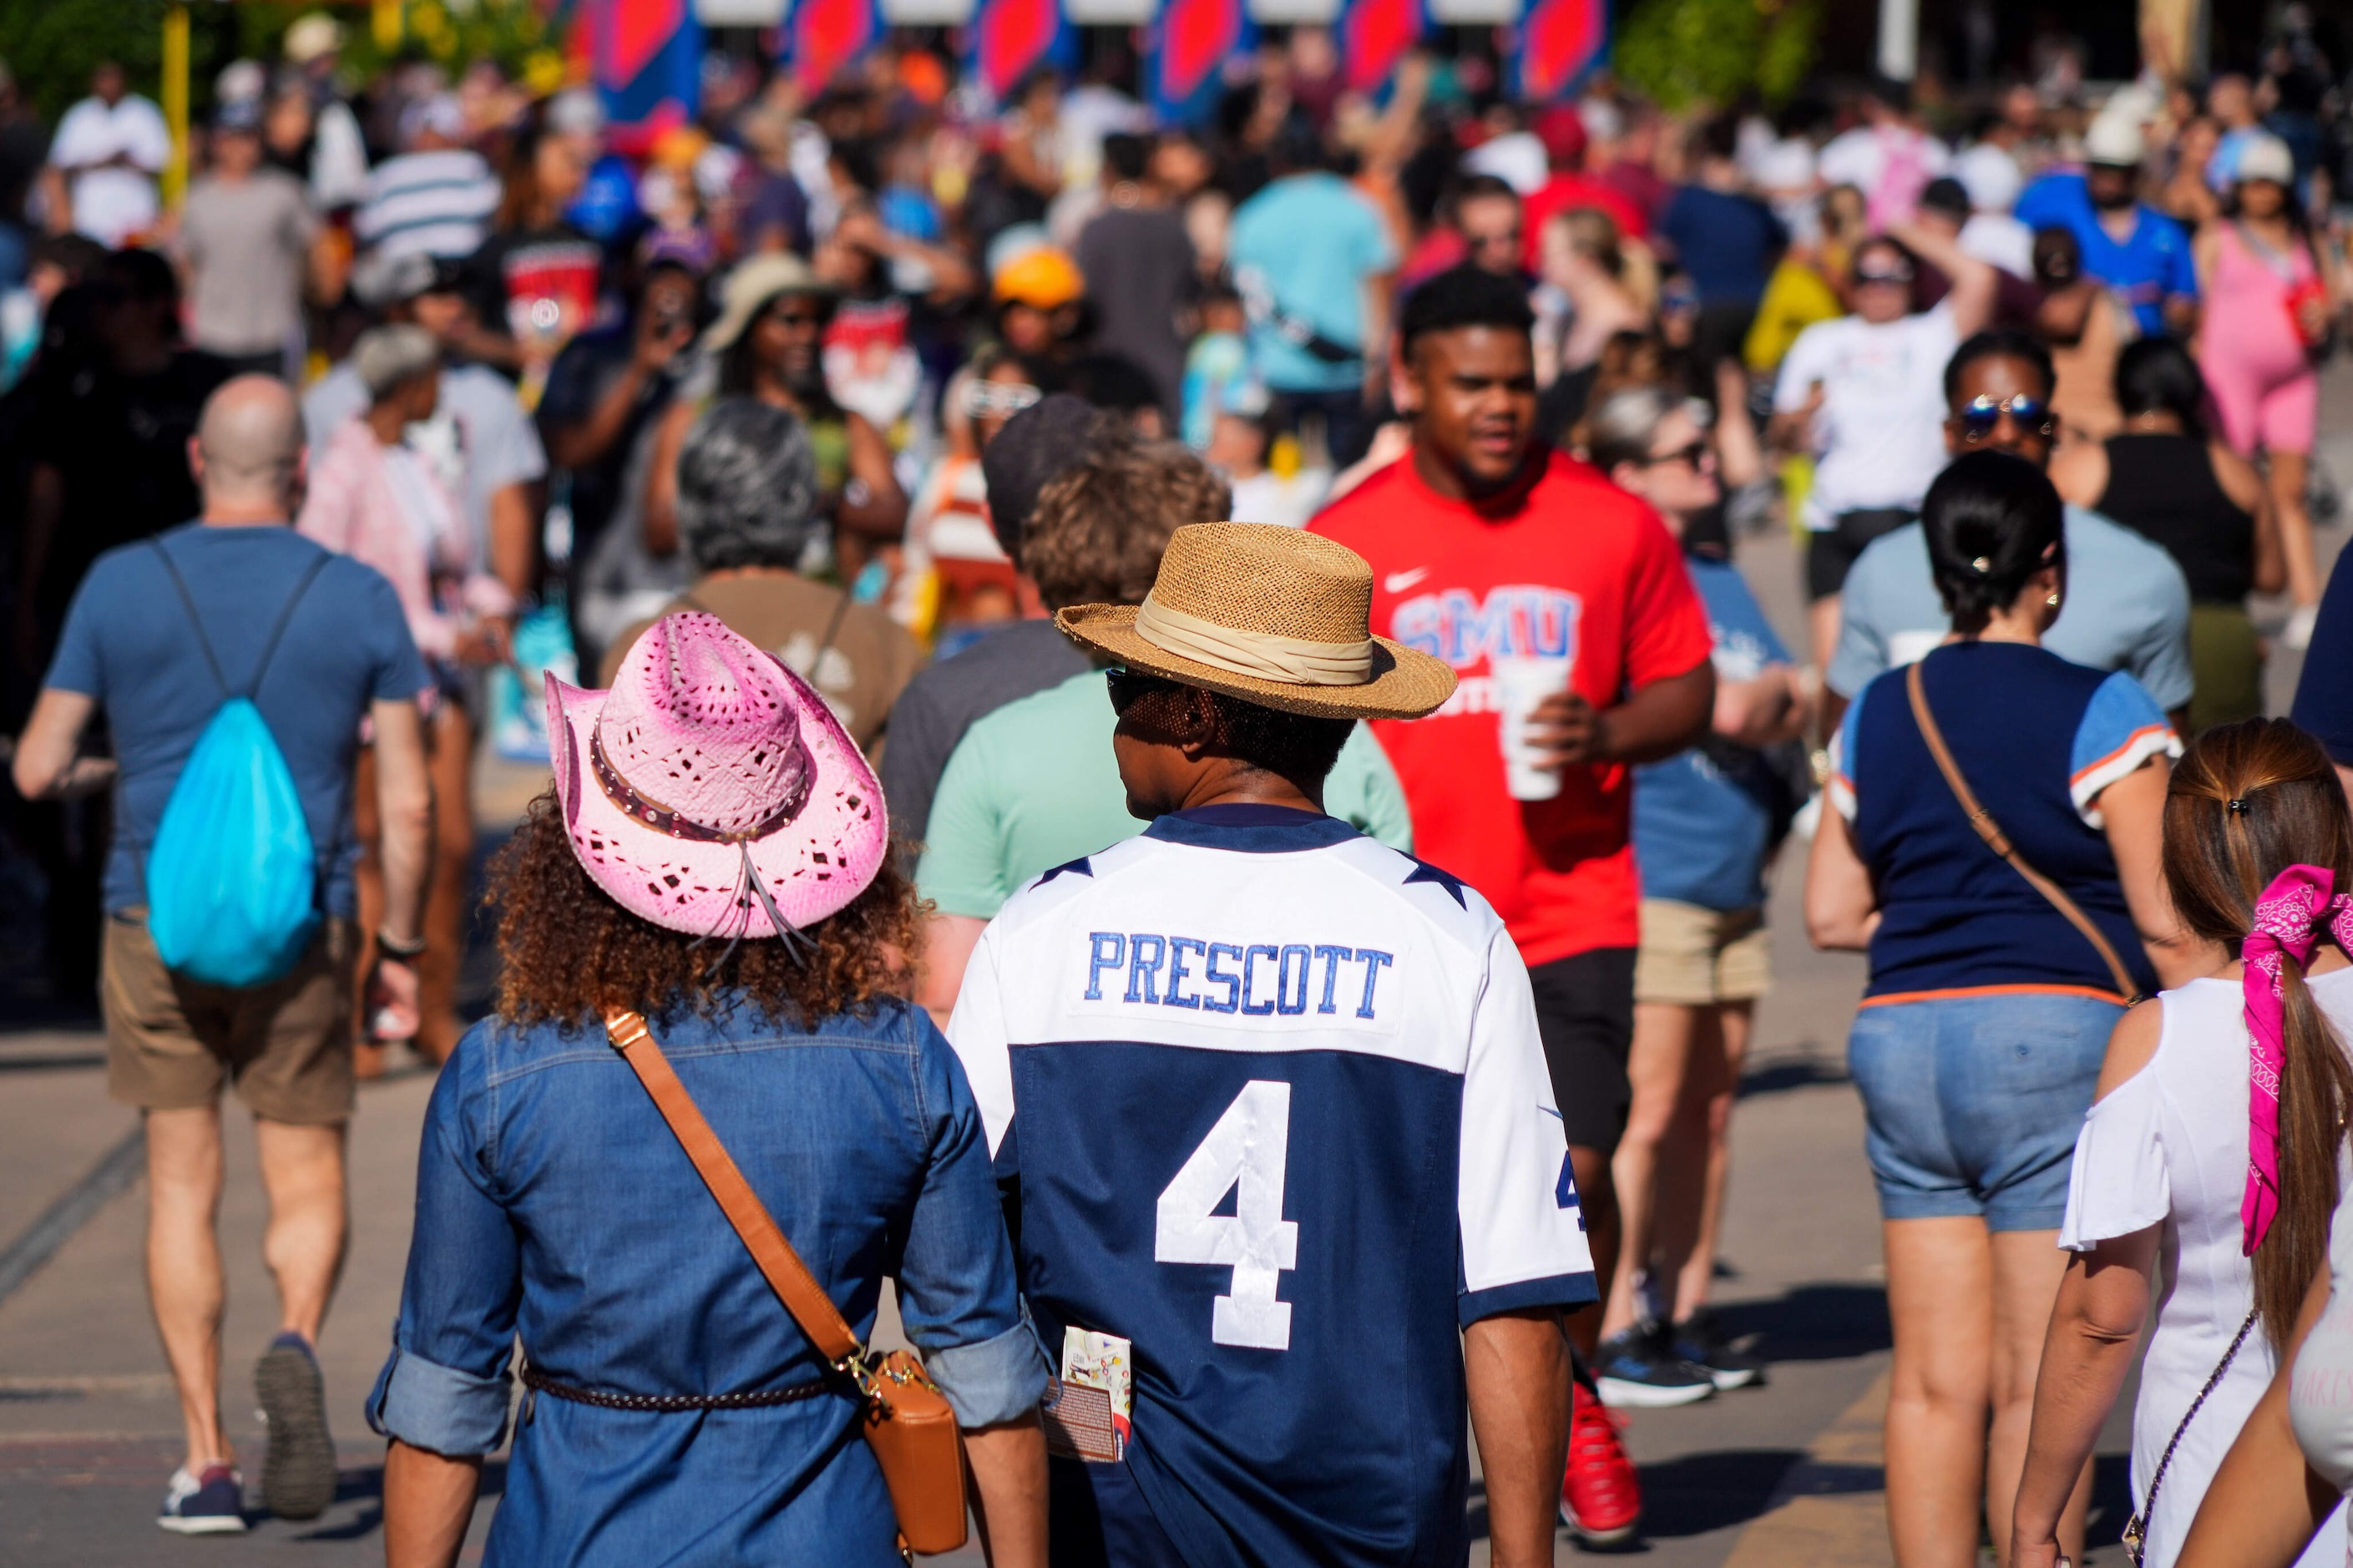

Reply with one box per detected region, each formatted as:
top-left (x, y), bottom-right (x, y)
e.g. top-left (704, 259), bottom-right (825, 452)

top-left (1020, 439), bottom-right (1232, 613)
top-left (483, 787), bottom-right (923, 1028)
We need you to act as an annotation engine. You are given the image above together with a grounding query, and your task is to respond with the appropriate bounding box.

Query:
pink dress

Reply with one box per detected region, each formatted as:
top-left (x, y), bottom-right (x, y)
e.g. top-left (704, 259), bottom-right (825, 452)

top-left (2197, 222), bottom-right (2320, 456)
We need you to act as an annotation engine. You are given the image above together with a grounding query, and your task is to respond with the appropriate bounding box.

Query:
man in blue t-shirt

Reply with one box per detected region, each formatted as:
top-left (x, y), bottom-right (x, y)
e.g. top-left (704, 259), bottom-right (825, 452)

top-left (1656, 114), bottom-right (1784, 371)
top-left (1227, 127), bottom-right (1399, 466)
top-left (12, 377), bottom-right (431, 1538)
top-left (2013, 119), bottom-right (2197, 337)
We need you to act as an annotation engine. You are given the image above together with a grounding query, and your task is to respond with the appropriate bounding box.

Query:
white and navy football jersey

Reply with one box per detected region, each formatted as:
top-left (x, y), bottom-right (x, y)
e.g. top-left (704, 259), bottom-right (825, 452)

top-left (947, 804), bottom-right (1595, 1568)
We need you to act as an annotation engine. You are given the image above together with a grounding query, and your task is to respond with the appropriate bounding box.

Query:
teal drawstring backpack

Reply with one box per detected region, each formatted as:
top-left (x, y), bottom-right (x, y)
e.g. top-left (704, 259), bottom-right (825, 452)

top-left (143, 543), bottom-right (331, 989)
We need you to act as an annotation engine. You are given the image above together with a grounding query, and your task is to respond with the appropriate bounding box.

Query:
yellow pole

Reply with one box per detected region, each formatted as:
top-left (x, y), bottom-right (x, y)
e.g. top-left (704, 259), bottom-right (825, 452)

top-left (161, 3), bottom-right (190, 210)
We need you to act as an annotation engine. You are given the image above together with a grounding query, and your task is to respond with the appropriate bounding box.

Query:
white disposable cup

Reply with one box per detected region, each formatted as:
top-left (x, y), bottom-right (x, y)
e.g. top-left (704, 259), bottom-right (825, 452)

top-left (1492, 655), bottom-right (1574, 802)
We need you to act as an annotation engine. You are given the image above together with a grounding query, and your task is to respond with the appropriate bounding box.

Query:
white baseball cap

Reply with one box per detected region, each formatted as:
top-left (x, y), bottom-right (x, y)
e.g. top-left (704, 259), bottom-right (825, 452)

top-left (2083, 114), bottom-right (2144, 168)
top-left (2235, 134), bottom-right (2296, 187)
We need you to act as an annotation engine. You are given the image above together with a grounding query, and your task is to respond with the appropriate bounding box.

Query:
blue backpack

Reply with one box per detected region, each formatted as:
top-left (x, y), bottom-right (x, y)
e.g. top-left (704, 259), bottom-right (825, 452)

top-left (144, 544), bottom-right (331, 989)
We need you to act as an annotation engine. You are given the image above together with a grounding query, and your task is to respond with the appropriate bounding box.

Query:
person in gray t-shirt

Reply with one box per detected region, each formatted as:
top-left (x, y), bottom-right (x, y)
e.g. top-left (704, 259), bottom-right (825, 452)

top-left (177, 102), bottom-right (317, 369)
top-left (1827, 328), bottom-right (2193, 727)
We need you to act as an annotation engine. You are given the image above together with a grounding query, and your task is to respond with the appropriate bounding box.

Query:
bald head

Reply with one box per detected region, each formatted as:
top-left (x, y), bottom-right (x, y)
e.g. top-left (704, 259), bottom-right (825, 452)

top-left (194, 376), bottom-right (305, 519)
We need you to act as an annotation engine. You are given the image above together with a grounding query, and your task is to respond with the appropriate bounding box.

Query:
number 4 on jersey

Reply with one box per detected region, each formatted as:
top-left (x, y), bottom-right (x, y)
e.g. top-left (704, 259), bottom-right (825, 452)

top-left (1155, 1080), bottom-right (1299, 1350)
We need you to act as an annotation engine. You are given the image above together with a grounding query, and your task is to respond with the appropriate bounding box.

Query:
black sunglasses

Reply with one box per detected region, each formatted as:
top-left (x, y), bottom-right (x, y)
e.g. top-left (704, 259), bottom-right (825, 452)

top-left (1106, 667), bottom-right (1179, 714)
top-left (1639, 439), bottom-right (1712, 470)
top-left (1954, 393), bottom-right (2052, 441)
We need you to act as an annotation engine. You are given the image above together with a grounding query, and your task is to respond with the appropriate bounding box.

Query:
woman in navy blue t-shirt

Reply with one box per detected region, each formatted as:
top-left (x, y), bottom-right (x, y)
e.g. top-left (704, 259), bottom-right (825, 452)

top-left (1805, 451), bottom-right (2198, 1568)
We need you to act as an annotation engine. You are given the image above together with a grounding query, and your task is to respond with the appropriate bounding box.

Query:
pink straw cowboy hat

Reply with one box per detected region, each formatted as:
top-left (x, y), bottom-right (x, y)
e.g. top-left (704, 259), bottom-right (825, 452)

top-left (544, 612), bottom-right (888, 938)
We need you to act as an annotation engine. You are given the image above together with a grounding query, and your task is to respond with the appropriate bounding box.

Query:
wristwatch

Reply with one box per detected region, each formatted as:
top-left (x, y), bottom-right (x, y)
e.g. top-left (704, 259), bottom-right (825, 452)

top-left (376, 928), bottom-right (427, 960)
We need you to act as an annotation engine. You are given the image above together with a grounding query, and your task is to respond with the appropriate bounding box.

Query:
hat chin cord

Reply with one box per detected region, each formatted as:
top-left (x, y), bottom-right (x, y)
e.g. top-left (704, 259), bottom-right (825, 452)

top-left (690, 842), bottom-right (812, 977)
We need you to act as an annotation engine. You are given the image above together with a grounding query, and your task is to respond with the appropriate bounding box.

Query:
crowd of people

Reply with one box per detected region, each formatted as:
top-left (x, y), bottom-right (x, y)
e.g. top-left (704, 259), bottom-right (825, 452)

top-left (9, 9), bottom-right (2353, 1565)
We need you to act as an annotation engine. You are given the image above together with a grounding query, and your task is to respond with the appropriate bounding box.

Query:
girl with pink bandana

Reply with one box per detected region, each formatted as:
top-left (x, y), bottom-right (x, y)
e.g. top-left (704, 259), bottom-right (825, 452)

top-left (2008, 719), bottom-right (2353, 1568)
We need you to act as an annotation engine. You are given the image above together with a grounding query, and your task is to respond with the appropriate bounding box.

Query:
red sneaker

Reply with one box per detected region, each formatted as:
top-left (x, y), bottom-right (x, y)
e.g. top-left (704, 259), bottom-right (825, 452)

top-left (1561, 1374), bottom-right (1641, 1545)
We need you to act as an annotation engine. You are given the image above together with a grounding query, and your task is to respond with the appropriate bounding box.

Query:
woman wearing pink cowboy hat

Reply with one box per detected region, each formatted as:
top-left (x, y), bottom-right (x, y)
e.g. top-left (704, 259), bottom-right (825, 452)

top-left (370, 611), bottom-right (1050, 1567)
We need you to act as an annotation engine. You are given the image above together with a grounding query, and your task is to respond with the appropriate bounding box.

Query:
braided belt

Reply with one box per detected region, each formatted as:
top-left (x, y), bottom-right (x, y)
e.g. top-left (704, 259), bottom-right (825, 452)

top-left (521, 1362), bottom-right (841, 1413)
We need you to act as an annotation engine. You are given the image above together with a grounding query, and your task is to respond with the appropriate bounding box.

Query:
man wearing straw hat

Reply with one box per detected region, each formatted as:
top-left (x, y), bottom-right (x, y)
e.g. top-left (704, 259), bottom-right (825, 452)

top-left (946, 521), bottom-right (1591, 1568)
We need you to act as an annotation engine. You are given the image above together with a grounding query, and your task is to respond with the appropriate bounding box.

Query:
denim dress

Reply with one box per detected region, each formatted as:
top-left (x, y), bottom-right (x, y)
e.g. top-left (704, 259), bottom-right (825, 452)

top-left (367, 992), bottom-right (1047, 1565)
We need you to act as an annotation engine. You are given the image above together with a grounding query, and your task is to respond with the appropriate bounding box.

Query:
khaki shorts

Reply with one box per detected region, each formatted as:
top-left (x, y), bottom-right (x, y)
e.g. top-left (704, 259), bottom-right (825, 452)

top-left (1634, 900), bottom-right (1772, 1007)
top-left (102, 909), bottom-right (356, 1125)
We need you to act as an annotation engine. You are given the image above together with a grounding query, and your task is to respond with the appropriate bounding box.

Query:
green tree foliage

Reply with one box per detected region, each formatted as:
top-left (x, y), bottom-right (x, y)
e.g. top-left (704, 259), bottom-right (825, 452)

top-left (1613, 0), bottom-right (1824, 112)
top-left (0, 0), bottom-right (236, 122)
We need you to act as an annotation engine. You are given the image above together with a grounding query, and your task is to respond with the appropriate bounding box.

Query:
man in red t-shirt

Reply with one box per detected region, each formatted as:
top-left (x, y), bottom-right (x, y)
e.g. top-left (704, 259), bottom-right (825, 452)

top-left (1312, 265), bottom-right (1714, 1545)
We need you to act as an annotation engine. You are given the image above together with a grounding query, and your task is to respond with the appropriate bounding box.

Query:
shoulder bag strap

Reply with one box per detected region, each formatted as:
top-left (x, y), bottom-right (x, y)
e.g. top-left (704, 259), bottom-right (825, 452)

top-left (811, 588), bottom-right (853, 676)
top-left (2122, 1308), bottom-right (2258, 1565)
top-left (601, 1009), bottom-right (863, 1366)
top-left (1905, 660), bottom-right (2143, 1003)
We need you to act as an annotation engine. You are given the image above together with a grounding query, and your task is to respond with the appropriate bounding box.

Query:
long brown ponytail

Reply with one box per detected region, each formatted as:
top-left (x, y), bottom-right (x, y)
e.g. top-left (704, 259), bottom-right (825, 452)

top-left (2165, 719), bottom-right (2353, 1351)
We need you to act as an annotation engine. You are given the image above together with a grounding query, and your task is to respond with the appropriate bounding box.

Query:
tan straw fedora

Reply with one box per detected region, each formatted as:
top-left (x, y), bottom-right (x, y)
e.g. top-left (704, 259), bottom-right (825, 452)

top-left (1056, 522), bottom-right (1458, 721)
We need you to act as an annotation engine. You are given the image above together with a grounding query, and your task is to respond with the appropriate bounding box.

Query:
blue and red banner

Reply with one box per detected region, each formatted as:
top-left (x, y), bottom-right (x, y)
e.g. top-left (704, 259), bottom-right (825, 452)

top-left (787, 0), bottom-right (884, 94)
top-left (584, 0), bottom-right (701, 150)
top-left (969, 0), bottom-right (1075, 104)
top-left (1338, 0), bottom-right (1425, 95)
top-left (1512, 0), bottom-right (1607, 102)
top-left (1148, 0), bottom-right (1254, 125)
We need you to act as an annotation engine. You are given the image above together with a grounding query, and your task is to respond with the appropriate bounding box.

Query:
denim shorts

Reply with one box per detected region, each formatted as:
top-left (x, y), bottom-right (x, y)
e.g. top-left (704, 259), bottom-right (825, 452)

top-left (1846, 990), bottom-right (2118, 1231)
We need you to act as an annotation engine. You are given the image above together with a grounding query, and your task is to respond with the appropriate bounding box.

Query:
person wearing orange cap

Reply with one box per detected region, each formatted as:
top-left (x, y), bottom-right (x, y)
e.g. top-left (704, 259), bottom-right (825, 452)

top-left (992, 245), bottom-right (1088, 362)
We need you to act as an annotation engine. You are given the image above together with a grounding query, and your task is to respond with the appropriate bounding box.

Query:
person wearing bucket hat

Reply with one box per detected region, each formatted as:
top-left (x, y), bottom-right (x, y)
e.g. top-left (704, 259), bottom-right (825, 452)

top-left (372, 611), bottom-right (1051, 1566)
top-left (2193, 131), bottom-right (2335, 647)
top-left (945, 522), bottom-right (1593, 1568)
top-left (640, 252), bottom-right (907, 594)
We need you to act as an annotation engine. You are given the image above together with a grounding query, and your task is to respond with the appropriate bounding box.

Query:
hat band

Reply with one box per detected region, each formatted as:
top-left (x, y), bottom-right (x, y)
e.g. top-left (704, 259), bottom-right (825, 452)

top-left (589, 726), bottom-right (811, 844)
top-left (1133, 594), bottom-right (1374, 687)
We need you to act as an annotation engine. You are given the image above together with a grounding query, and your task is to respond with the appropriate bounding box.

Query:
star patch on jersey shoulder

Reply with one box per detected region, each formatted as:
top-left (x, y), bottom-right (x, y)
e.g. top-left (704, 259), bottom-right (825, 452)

top-left (1035, 855), bottom-right (1095, 888)
top-left (1401, 858), bottom-right (1468, 908)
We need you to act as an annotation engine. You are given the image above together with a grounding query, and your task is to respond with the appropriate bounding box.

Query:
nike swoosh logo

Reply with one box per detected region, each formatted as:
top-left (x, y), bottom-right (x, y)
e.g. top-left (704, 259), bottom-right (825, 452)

top-left (1384, 568), bottom-right (1431, 593)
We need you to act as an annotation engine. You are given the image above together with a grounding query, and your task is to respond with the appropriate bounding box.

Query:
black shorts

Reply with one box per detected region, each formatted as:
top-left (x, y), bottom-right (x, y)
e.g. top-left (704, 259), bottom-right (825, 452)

top-left (1805, 507), bottom-right (1918, 601)
top-left (1528, 947), bottom-right (1637, 1155)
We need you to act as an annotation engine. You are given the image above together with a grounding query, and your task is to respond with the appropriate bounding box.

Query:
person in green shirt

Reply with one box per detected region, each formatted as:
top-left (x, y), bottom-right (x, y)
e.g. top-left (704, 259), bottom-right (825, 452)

top-left (912, 438), bottom-right (1410, 1020)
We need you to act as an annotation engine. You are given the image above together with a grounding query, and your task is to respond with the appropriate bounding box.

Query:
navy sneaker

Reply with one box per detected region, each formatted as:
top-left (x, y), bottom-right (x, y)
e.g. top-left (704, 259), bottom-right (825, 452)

top-left (1591, 1325), bottom-right (1716, 1409)
top-left (1671, 1308), bottom-right (1767, 1391)
top-left (158, 1464), bottom-right (245, 1534)
top-left (256, 1332), bottom-right (337, 1520)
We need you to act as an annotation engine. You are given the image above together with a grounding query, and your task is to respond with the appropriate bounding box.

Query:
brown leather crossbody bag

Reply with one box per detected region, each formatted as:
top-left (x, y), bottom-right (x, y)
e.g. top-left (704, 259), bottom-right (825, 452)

top-left (1904, 661), bottom-right (2143, 1003)
top-left (602, 1009), bottom-right (970, 1557)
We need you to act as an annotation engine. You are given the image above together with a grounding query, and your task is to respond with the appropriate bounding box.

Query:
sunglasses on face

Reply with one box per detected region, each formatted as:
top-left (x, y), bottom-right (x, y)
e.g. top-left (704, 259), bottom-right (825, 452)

top-left (1106, 667), bottom-right (1179, 715)
top-left (1954, 393), bottom-right (2052, 441)
top-left (962, 380), bottom-right (1045, 418)
top-left (1639, 439), bottom-right (1713, 470)
top-left (1467, 227), bottom-right (1523, 250)
top-left (1854, 265), bottom-right (1914, 286)
top-left (767, 303), bottom-right (829, 329)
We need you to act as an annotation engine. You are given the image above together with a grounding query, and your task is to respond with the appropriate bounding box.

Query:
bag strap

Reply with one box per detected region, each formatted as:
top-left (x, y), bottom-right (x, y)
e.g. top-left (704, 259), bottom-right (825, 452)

top-left (2125, 1308), bottom-right (2257, 1564)
top-left (148, 541), bottom-right (230, 699)
top-left (245, 554), bottom-right (333, 701)
top-left (601, 1009), bottom-right (863, 1366)
top-left (1905, 660), bottom-right (2143, 1003)
top-left (148, 540), bottom-right (332, 702)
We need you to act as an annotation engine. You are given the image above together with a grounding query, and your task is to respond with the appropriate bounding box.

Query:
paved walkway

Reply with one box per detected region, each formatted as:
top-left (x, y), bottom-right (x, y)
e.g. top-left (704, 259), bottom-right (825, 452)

top-left (4, 372), bottom-right (2348, 1561)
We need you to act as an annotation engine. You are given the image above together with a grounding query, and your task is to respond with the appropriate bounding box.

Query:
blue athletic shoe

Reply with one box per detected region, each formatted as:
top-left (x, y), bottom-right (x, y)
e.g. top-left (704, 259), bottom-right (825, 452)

top-left (158, 1464), bottom-right (246, 1534)
top-left (256, 1331), bottom-right (337, 1520)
